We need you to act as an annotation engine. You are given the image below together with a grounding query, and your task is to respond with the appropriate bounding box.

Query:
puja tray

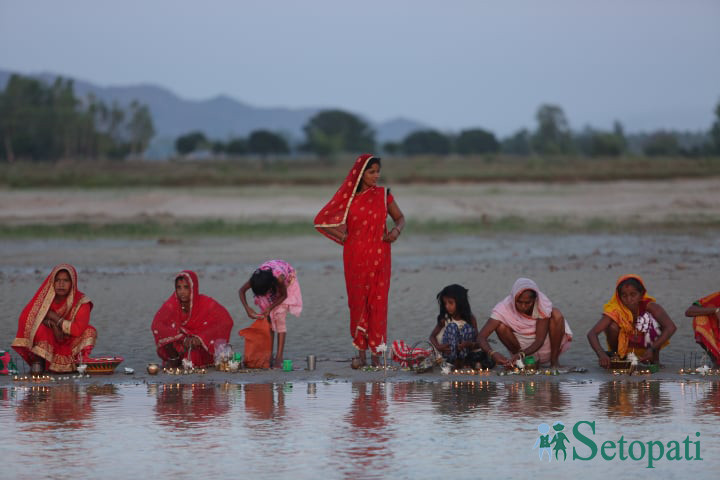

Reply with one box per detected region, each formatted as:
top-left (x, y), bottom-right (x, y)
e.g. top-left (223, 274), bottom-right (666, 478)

top-left (84, 356), bottom-right (124, 374)
top-left (610, 359), bottom-right (632, 372)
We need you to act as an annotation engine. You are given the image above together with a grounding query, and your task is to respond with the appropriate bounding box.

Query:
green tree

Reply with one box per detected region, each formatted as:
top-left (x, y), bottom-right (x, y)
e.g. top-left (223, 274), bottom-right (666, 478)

top-left (710, 99), bottom-right (720, 154)
top-left (402, 130), bottom-right (451, 155)
top-left (0, 73), bottom-right (152, 162)
top-left (532, 104), bottom-right (573, 154)
top-left (643, 131), bottom-right (680, 156)
top-left (175, 131), bottom-right (208, 155)
top-left (211, 141), bottom-right (226, 154)
top-left (303, 109), bottom-right (375, 155)
top-left (225, 137), bottom-right (247, 155)
top-left (127, 100), bottom-right (155, 156)
top-left (455, 128), bottom-right (499, 154)
top-left (50, 77), bottom-right (80, 159)
top-left (247, 129), bottom-right (290, 155)
top-left (501, 129), bottom-right (532, 155)
top-left (0, 74), bottom-right (52, 161)
top-left (574, 124), bottom-right (625, 157)
top-left (382, 141), bottom-right (400, 155)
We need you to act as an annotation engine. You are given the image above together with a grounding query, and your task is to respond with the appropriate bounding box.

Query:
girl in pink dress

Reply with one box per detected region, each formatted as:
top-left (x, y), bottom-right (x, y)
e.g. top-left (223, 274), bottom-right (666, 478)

top-left (238, 260), bottom-right (302, 368)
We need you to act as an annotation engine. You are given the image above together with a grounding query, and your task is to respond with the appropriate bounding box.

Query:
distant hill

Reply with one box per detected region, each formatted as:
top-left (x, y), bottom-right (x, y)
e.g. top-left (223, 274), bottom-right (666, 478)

top-left (0, 69), bottom-right (429, 156)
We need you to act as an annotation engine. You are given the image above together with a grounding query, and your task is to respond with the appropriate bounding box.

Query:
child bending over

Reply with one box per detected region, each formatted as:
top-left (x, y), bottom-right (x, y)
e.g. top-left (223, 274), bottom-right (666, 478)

top-left (239, 259), bottom-right (302, 368)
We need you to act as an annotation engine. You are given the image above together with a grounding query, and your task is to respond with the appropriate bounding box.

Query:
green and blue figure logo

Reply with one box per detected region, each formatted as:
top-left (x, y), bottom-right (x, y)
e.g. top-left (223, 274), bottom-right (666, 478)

top-left (533, 423), bottom-right (553, 462)
top-left (534, 422), bottom-right (570, 462)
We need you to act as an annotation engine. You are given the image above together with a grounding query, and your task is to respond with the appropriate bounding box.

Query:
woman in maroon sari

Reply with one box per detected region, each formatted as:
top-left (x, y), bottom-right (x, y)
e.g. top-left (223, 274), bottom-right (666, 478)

top-left (314, 154), bottom-right (405, 368)
top-left (152, 270), bottom-right (234, 367)
top-left (12, 264), bottom-right (97, 373)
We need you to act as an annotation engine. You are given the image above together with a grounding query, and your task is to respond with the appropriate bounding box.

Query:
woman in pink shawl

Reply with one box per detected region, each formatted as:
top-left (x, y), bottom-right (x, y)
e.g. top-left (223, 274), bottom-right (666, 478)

top-left (477, 278), bottom-right (572, 367)
top-left (151, 270), bottom-right (234, 368)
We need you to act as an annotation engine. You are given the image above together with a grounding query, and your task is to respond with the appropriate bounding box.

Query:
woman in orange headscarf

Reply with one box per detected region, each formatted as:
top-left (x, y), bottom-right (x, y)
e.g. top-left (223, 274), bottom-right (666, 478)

top-left (685, 291), bottom-right (720, 366)
top-left (587, 274), bottom-right (676, 368)
top-left (12, 264), bottom-right (97, 373)
top-left (314, 154), bottom-right (405, 368)
top-left (152, 270), bottom-right (234, 368)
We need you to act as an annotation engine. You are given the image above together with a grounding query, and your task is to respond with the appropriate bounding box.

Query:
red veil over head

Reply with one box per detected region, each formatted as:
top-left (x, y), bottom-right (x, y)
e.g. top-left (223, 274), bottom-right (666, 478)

top-left (314, 153), bottom-right (377, 244)
top-left (151, 270), bottom-right (233, 364)
top-left (12, 263), bottom-right (95, 370)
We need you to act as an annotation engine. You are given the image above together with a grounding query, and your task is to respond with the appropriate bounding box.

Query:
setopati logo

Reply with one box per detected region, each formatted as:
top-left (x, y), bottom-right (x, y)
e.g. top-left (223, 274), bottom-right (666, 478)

top-left (533, 421), bottom-right (702, 468)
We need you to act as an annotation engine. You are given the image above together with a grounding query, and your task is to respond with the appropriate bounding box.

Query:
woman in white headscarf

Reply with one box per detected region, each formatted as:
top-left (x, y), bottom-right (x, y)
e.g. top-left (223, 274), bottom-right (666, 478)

top-left (476, 278), bottom-right (572, 367)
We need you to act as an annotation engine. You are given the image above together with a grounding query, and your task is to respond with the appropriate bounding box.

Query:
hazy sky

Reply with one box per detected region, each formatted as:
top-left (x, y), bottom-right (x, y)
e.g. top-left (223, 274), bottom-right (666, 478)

top-left (1, 0), bottom-right (719, 135)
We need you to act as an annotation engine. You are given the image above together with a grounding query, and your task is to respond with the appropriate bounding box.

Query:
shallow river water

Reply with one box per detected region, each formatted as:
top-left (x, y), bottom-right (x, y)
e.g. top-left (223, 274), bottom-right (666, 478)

top-left (2, 380), bottom-right (719, 479)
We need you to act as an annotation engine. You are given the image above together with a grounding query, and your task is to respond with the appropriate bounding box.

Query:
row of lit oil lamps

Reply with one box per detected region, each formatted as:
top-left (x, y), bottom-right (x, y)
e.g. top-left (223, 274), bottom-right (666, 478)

top-left (449, 368), bottom-right (561, 376)
top-left (12, 374), bottom-right (90, 381)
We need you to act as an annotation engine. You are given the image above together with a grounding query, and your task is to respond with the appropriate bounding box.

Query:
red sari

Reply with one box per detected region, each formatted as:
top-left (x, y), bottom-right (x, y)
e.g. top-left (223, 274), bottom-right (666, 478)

top-left (692, 291), bottom-right (720, 363)
top-left (151, 270), bottom-right (234, 367)
top-left (314, 154), bottom-right (392, 354)
top-left (12, 264), bottom-right (97, 373)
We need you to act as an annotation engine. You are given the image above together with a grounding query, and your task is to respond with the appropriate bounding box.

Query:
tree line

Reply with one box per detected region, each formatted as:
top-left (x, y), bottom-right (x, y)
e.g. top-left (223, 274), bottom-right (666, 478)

top-left (2, 73), bottom-right (719, 162)
top-left (177, 103), bottom-right (720, 159)
top-left (0, 73), bottom-right (155, 162)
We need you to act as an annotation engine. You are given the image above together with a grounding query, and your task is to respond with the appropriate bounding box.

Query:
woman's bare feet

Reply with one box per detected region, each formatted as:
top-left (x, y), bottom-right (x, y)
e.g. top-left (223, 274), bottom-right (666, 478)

top-left (351, 351), bottom-right (367, 369)
top-left (371, 355), bottom-right (381, 367)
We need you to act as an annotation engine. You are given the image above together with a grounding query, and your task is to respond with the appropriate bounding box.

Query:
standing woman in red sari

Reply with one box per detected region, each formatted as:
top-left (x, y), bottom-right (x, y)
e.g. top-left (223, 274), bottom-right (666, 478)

top-left (152, 270), bottom-right (234, 368)
top-left (315, 154), bottom-right (405, 368)
top-left (12, 264), bottom-right (97, 373)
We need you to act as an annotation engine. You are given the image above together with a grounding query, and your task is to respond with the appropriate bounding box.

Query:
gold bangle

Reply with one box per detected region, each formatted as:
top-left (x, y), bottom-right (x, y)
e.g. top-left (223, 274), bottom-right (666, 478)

top-left (488, 350), bottom-right (496, 358)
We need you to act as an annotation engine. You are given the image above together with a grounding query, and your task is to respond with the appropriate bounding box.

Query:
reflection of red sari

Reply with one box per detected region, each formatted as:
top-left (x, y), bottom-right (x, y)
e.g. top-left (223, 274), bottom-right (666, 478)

top-left (154, 384), bottom-right (231, 428)
top-left (151, 270), bottom-right (234, 367)
top-left (12, 264), bottom-right (97, 372)
top-left (314, 154), bottom-right (392, 354)
top-left (16, 385), bottom-right (94, 430)
top-left (692, 291), bottom-right (720, 363)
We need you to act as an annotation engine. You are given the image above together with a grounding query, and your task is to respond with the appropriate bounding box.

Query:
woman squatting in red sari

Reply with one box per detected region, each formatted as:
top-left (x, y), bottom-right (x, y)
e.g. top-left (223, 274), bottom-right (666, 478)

top-left (314, 154), bottom-right (405, 369)
top-left (12, 264), bottom-right (97, 373)
top-left (685, 291), bottom-right (720, 366)
top-left (152, 270), bottom-right (234, 368)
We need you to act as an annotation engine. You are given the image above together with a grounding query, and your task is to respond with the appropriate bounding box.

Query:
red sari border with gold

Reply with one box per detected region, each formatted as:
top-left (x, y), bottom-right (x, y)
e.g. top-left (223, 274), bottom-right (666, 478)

top-left (12, 264), bottom-right (97, 373)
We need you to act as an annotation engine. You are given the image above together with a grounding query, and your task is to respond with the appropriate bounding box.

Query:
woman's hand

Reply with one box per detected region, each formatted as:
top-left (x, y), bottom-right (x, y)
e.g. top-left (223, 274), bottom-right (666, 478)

top-left (382, 227), bottom-right (400, 243)
top-left (183, 335), bottom-right (202, 350)
top-left (509, 352), bottom-right (525, 366)
top-left (50, 321), bottom-right (65, 343)
top-left (492, 352), bottom-right (511, 368)
top-left (246, 307), bottom-right (263, 320)
top-left (598, 352), bottom-right (611, 369)
top-left (458, 341), bottom-right (475, 351)
top-left (436, 343), bottom-right (451, 354)
top-left (639, 348), bottom-right (654, 363)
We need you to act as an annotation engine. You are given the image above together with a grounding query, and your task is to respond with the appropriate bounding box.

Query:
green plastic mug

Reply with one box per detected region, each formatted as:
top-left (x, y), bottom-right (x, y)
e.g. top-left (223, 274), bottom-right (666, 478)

top-left (282, 359), bottom-right (293, 372)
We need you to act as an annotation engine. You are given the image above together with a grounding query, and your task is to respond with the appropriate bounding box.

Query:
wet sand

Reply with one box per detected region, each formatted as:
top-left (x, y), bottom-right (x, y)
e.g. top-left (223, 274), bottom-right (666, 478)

top-left (2, 178), bottom-right (720, 226)
top-left (1, 231), bottom-right (719, 385)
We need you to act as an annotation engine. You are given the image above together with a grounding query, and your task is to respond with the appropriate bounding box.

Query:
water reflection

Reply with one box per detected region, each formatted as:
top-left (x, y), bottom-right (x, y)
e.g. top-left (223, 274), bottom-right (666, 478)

top-left (332, 382), bottom-right (393, 479)
top-left (152, 383), bottom-right (231, 429)
top-left (431, 380), bottom-right (498, 417)
top-left (592, 381), bottom-right (671, 418)
top-left (243, 383), bottom-right (287, 420)
top-left (15, 384), bottom-right (116, 431)
top-left (694, 382), bottom-right (720, 417)
top-left (503, 381), bottom-right (570, 418)
top-left (2, 381), bottom-right (720, 479)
